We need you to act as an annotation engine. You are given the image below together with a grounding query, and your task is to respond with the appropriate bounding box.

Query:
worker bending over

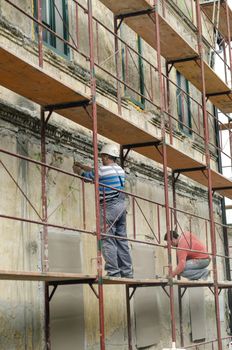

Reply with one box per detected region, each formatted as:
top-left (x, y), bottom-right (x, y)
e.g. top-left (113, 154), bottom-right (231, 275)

top-left (164, 230), bottom-right (210, 280)
top-left (73, 143), bottom-right (133, 278)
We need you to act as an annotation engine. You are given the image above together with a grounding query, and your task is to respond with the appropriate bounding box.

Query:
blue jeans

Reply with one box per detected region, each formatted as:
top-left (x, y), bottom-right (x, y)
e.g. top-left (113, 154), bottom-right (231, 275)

top-left (181, 258), bottom-right (210, 280)
top-left (100, 194), bottom-right (133, 277)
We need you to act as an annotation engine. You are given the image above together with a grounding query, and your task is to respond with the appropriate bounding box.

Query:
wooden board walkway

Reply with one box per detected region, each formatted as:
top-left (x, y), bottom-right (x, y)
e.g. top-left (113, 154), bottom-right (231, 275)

top-left (200, 0), bottom-right (232, 42)
top-left (1, 44), bottom-right (232, 198)
top-left (0, 270), bottom-right (231, 290)
top-left (99, 0), bottom-right (232, 113)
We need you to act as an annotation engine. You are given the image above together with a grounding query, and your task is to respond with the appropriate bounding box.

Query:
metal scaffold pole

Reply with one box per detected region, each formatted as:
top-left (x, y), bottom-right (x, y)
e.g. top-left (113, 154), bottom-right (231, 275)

top-left (87, 1), bottom-right (106, 349)
top-left (41, 108), bottom-right (50, 350)
top-left (195, 1), bottom-right (222, 349)
top-left (171, 171), bottom-right (184, 347)
top-left (37, 0), bottom-right (43, 67)
top-left (114, 16), bottom-right (122, 116)
top-left (153, 0), bottom-right (177, 344)
top-left (225, 0), bottom-right (232, 84)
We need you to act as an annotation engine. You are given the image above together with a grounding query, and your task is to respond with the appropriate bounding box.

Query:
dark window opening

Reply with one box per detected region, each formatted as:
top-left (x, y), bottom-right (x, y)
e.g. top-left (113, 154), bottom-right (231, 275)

top-left (176, 71), bottom-right (192, 135)
top-left (34, 0), bottom-right (69, 57)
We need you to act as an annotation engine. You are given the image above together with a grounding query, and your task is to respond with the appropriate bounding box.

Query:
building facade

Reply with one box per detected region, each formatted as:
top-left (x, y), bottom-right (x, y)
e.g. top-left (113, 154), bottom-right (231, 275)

top-left (0, 0), bottom-right (232, 349)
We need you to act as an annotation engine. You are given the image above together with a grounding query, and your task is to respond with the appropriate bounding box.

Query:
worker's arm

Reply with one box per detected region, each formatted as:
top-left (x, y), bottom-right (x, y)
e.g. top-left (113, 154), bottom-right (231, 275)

top-left (73, 161), bottom-right (92, 172)
top-left (73, 164), bottom-right (95, 180)
top-left (172, 251), bottom-right (187, 278)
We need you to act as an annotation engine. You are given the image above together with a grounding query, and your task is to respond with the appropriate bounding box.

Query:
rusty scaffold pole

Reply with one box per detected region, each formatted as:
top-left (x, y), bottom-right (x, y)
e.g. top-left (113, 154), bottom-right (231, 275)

top-left (40, 108), bottom-right (50, 350)
top-left (153, 0), bottom-right (177, 345)
top-left (225, 0), bottom-right (232, 88)
top-left (171, 169), bottom-right (185, 347)
top-left (195, 1), bottom-right (222, 349)
top-left (37, 0), bottom-right (43, 67)
top-left (225, 0), bottom-right (232, 84)
top-left (114, 16), bottom-right (122, 115)
top-left (87, 1), bottom-right (106, 349)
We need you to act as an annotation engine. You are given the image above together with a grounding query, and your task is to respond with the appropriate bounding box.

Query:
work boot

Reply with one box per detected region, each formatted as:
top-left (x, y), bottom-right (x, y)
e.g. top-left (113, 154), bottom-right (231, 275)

top-left (106, 273), bottom-right (121, 278)
top-left (122, 274), bottom-right (134, 279)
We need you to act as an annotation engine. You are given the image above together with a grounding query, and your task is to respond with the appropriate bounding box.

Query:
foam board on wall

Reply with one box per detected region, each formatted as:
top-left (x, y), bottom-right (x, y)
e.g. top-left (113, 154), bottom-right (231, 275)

top-left (132, 244), bottom-right (160, 348)
top-left (48, 230), bottom-right (85, 350)
top-left (189, 287), bottom-right (206, 341)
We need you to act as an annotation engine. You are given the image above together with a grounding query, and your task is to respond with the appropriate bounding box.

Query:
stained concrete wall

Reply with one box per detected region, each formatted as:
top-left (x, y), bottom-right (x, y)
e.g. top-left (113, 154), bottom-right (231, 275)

top-left (0, 0), bottom-right (229, 349)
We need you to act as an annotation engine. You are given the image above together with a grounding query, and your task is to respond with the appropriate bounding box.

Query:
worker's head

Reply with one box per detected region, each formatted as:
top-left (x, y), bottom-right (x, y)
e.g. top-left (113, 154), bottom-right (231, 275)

top-left (100, 143), bottom-right (119, 165)
top-left (164, 230), bottom-right (179, 246)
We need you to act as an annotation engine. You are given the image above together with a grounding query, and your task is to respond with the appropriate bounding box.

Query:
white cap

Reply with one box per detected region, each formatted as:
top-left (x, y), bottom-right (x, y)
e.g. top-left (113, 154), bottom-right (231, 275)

top-left (100, 143), bottom-right (119, 158)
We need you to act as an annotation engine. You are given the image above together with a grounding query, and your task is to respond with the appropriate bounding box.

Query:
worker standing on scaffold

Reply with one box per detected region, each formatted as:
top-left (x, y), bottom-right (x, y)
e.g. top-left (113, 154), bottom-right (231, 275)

top-left (73, 143), bottom-right (133, 279)
top-left (164, 230), bottom-right (210, 280)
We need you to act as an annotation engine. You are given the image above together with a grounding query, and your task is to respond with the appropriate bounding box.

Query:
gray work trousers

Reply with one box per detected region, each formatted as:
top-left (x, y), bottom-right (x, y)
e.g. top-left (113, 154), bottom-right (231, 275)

top-left (100, 194), bottom-right (133, 277)
top-left (181, 258), bottom-right (210, 280)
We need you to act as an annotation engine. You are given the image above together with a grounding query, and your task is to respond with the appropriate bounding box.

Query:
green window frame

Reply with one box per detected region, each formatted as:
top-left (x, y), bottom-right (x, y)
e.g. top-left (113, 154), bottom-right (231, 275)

top-left (34, 0), bottom-right (69, 57)
top-left (122, 35), bottom-right (145, 110)
top-left (176, 71), bottom-right (192, 135)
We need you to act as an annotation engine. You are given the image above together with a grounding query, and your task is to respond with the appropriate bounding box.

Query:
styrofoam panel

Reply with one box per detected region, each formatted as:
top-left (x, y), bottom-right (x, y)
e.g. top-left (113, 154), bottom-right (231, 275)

top-left (132, 244), bottom-right (160, 348)
top-left (189, 287), bottom-right (206, 341)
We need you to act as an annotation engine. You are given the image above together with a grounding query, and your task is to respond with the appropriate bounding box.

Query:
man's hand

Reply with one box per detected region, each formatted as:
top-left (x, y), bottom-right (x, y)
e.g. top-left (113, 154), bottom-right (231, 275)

top-left (73, 164), bottom-right (84, 175)
top-left (73, 161), bottom-right (92, 172)
top-left (73, 161), bottom-right (83, 168)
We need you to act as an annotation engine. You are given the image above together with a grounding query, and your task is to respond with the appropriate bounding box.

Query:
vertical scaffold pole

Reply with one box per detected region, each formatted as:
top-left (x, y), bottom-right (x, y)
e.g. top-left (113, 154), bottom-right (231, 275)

top-left (114, 17), bottom-right (122, 115)
top-left (87, 1), bottom-right (105, 349)
top-left (126, 286), bottom-right (133, 350)
top-left (172, 172), bottom-right (184, 347)
top-left (221, 0), bottom-right (232, 336)
top-left (41, 109), bottom-right (50, 349)
top-left (37, 0), bottom-right (43, 68)
top-left (153, 0), bottom-right (177, 344)
top-left (195, 2), bottom-right (222, 349)
top-left (225, 0), bottom-right (232, 87)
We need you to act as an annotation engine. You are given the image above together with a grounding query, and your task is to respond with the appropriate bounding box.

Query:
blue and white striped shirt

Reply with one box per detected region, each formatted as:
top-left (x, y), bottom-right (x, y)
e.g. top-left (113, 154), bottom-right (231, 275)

top-left (83, 164), bottom-right (125, 202)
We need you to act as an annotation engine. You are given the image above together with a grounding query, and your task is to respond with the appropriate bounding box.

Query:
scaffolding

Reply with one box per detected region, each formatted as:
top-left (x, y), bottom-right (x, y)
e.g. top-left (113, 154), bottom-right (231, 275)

top-left (1, 0), bottom-right (232, 349)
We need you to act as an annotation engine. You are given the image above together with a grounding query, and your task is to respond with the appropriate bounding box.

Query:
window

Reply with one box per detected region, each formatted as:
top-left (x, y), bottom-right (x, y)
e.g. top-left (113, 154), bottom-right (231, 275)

top-left (176, 71), bottom-right (192, 135)
top-left (121, 33), bottom-right (145, 109)
top-left (34, 0), bottom-right (69, 57)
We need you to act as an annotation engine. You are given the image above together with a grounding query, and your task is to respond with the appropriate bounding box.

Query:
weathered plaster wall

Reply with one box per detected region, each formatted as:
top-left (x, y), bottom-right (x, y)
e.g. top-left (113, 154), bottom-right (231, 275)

top-left (0, 102), bottom-right (226, 349)
top-left (0, 0), bottom-right (228, 349)
top-left (0, 0), bottom-right (218, 151)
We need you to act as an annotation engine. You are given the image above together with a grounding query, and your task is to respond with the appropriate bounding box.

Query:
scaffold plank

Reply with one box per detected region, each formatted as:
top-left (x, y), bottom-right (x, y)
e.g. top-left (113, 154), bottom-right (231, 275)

top-left (200, 0), bottom-right (232, 41)
top-left (173, 163), bottom-right (232, 199)
top-left (174, 59), bottom-right (232, 113)
top-left (0, 270), bottom-right (97, 283)
top-left (132, 142), bottom-right (232, 199)
top-left (0, 47), bottom-right (88, 106)
top-left (100, 0), bottom-right (197, 61)
top-left (219, 122), bottom-right (232, 130)
top-left (103, 276), bottom-right (168, 286)
top-left (1, 45), bottom-right (232, 199)
top-left (176, 280), bottom-right (232, 288)
top-left (176, 280), bottom-right (214, 288)
top-left (174, 59), bottom-right (230, 95)
top-left (99, 0), bottom-right (152, 15)
top-left (99, 0), bottom-right (232, 114)
top-left (0, 271), bottom-right (167, 286)
top-left (0, 271), bottom-right (231, 289)
top-left (217, 281), bottom-right (232, 288)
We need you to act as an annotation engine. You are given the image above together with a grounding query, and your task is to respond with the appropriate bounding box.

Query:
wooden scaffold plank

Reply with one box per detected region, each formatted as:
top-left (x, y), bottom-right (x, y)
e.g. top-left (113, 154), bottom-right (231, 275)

top-left (200, 0), bottom-right (232, 41)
